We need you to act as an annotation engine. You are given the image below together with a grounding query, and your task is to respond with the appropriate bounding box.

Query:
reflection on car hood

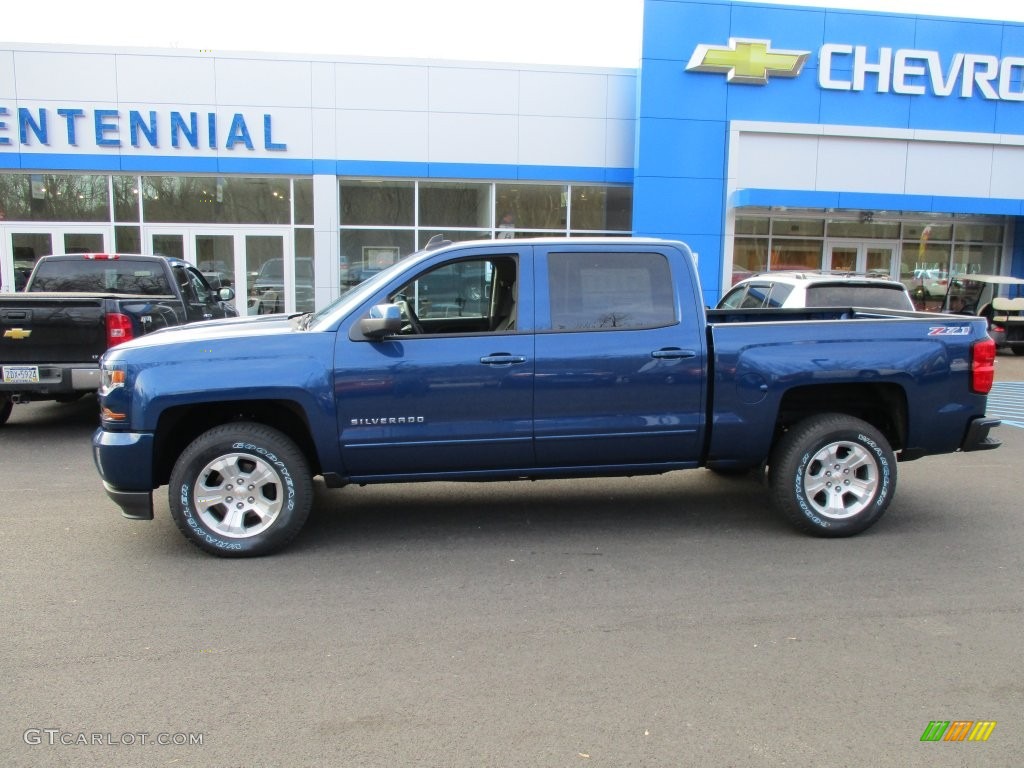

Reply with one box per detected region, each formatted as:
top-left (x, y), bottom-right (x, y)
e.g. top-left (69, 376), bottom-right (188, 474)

top-left (116, 313), bottom-right (296, 350)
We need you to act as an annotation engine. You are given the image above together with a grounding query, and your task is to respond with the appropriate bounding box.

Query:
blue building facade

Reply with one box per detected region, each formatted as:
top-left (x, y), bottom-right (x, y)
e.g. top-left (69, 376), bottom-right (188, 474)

top-left (635, 0), bottom-right (1024, 304)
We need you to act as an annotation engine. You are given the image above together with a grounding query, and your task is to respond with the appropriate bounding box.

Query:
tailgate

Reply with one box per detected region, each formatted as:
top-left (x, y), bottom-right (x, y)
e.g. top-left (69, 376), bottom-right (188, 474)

top-left (1, 297), bottom-right (107, 365)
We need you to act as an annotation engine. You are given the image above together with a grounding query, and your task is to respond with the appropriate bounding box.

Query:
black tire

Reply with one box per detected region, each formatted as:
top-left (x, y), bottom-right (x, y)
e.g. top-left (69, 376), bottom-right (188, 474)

top-left (168, 422), bottom-right (313, 557)
top-left (0, 395), bottom-right (12, 426)
top-left (1012, 347), bottom-right (1024, 357)
top-left (769, 414), bottom-right (896, 537)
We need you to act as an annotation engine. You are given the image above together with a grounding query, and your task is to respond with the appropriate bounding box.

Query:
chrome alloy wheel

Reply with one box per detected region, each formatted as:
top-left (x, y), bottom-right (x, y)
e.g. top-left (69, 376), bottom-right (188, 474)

top-left (802, 439), bottom-right (879, 520)
top-left (192, 452), bottom-right (283, 538)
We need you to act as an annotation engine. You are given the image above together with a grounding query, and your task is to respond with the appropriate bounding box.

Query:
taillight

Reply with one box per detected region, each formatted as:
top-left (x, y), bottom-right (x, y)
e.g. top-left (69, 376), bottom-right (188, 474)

top-left (971, 337), bottom-right (996, 394)
top-left (106, 313), bottom-right (134, 348)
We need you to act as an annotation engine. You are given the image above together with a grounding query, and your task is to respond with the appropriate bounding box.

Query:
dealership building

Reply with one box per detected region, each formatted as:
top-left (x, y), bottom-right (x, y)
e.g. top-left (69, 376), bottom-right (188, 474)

top-left (2, 0), bottom-right (1024, 312)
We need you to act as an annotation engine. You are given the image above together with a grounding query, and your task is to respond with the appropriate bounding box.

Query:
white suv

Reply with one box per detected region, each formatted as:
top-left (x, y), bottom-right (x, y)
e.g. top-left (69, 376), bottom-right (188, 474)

top-left (718, 272), bottom-right (914, 311)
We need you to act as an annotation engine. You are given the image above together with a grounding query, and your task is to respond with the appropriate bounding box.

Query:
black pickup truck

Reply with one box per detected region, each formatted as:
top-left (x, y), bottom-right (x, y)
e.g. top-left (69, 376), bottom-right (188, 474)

top-left (1, 253), bottom-right (235, 424)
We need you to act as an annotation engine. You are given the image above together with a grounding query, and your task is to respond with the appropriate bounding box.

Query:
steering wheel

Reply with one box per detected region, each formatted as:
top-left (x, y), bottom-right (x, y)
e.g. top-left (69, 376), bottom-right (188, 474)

top-left (395, 298), bottom-right (424, 334)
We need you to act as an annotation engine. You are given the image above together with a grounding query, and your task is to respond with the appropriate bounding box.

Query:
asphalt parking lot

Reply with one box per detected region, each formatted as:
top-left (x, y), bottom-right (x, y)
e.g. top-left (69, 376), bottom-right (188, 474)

top-left (2, 354), bottom-right (1022, 767)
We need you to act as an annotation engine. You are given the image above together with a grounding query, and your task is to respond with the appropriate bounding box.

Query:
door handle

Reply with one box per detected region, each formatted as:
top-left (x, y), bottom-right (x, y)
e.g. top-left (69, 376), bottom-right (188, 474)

top-left (651, 348), bottom-right (696, 360)
top-left (480, 354), bottom-right (527, 366)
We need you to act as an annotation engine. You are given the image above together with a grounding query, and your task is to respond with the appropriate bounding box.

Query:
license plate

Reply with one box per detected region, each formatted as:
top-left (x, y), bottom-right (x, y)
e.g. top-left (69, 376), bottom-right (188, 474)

top-left (2, 365), bottom-right (39, 384)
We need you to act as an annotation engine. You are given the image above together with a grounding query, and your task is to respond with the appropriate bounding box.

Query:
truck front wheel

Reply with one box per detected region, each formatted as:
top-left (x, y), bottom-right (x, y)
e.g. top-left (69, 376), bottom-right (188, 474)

top-left (168, 422), bottom-right (313, 557)
top-left (769, 414), bottom-right (896, 537)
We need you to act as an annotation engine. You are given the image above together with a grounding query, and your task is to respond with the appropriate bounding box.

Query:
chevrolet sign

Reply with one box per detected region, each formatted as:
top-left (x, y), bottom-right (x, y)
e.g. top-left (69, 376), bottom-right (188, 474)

top-left (687, 37), bottom-right (1024, 101)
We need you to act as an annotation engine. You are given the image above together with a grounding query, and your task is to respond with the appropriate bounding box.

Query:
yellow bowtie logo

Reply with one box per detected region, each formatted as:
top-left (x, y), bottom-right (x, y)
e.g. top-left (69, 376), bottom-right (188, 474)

top-left (687, 38), bottom-right (809, 85)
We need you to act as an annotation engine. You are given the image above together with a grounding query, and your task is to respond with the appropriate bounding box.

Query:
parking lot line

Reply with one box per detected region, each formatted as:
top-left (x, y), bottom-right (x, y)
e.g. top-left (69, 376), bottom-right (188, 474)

top-left (987, 382), bottom-right (1024, 429)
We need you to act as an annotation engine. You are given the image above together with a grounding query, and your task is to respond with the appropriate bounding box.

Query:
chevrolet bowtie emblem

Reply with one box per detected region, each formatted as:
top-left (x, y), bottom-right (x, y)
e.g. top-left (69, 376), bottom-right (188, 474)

top-left (687, 38), bottom-right (809, 85)
top-left (4, 328), bottom-right (32, 340)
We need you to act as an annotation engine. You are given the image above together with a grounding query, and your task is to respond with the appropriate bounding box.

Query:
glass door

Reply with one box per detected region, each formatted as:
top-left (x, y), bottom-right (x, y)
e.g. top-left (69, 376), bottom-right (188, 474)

top-left (144, 227), bottom-right (292, 316)
top-left (825, 240), bottom-right (899, 279)
top-left (1, 226), bottom-right (110, 291)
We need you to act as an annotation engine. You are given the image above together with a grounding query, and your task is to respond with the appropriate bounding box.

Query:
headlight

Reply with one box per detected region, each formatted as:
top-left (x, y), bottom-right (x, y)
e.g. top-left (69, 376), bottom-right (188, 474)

top-left (99, 363), bottom-right (126, 395)
top-left (99, 362), bottom-right (130, 423)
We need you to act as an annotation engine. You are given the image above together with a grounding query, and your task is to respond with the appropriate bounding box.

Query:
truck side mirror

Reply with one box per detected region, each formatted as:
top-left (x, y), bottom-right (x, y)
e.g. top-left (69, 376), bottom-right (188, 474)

top-left (358, 303), bottom-right (402, 339)
top-left (218, 287), bottom-right (235, 302)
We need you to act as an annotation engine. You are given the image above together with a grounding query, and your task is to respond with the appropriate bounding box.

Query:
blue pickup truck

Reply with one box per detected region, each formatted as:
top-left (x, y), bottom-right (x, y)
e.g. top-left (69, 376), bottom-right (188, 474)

top-left (92, 237), bottom-right (1001, 556)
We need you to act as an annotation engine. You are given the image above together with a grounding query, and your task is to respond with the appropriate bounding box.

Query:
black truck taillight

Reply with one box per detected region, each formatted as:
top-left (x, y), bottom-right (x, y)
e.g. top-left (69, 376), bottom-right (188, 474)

top-left (106, 313), bottom-right (134, 348)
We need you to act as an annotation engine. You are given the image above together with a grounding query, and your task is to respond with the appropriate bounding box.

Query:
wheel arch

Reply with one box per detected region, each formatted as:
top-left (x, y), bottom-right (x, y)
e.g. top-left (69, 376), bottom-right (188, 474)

top-left (152, 399), bottom-right (322, 488)
top-left (774, 382), bottom-right (908, 453)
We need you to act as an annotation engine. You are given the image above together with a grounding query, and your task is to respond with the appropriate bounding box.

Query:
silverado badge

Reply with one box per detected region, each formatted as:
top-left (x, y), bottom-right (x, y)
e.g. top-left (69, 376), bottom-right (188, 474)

top-left (3, 328), bottom-right (32, 340)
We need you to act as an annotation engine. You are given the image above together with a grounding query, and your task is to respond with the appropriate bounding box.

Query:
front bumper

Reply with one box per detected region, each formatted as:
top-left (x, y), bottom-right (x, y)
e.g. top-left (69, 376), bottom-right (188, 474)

top-left (960, 417), bottom-right (1001, 452)
top-left (102, 483), bottom-right (154, 520)
top-left (92, 427), bottom-right (157, 519)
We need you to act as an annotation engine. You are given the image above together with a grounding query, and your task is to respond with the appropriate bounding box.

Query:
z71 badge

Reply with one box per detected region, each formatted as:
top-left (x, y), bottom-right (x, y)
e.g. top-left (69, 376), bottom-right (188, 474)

top-left (928, 326), bottom-right (972, 336)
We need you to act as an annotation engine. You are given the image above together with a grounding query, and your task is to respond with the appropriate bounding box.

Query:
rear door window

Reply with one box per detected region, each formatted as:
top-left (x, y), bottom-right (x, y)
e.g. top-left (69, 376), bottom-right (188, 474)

top-left (547, 251), bottom-right (676, 330)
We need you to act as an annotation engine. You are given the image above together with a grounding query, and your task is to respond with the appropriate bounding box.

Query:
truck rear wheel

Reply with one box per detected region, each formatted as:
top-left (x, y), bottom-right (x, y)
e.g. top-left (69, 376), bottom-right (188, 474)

top-left (168, 422), bottom-right (313, 557)
top-left (769, 414), bottom-right (895, 537)
top-left (0, 395), bottom-right (12, 426)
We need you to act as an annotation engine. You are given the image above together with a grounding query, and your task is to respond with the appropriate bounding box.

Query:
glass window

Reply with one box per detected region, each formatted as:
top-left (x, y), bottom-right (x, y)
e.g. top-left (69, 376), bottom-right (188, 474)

top-left (741, 284), bottom-right (771, 308)
top-left (142, 176), bottom-right (291, 224)
top-left (903, 222), bottom-right (952, 242)
top-left (153, 234), bottom-right (186, 261)
top-left (115, 226), bottom-right (141, 254)
top-left (825, 219), bottom-right (900, 239)
top-left (340, 180), bottom-right (414, 226)
top-left (718, 285), bottom-right (748, 309)
top-left (0, 173), bottom-right (110, 222)
top-left (419, 182), bottom-right (490, 228)
top-left (570, 185), bottom-right (632, 231)
top-left (771, 218), bottom-right (824, 237)
top-left (733, 238), bottom-right (768, 283)
top-left (340, 229), bottom-right (415, 288)
top-left (806, 284), bottom-right (913, 310)
top-left (294, 228), bottom-right (315, 312)
top-left (902, 241), bottom-right (951, 273)
top-left (952, 244), bottom-right (1001, 276)
top-left (293, 179), bottom-right (314, 226)
top-left (389, 256), bottom-right (517, 334)
top-left (30, 258), bottom-right (170, 294)
top-left (547, 251), bottom-right (675, 330)
top-left (495, 183), bottom-right (567, 232)
top-left (113, 175), bottom-right (141, 222)
top-left (245, 236), bottom-right (286, 315)
top-left (735, 217), bottom-right (770, 236)
top-left (767, 283), bottom-right (794, 307)
top-left (770, 239), bottom-right (822, 270)
top-left (955, 223), bottom-right (1003, 244)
